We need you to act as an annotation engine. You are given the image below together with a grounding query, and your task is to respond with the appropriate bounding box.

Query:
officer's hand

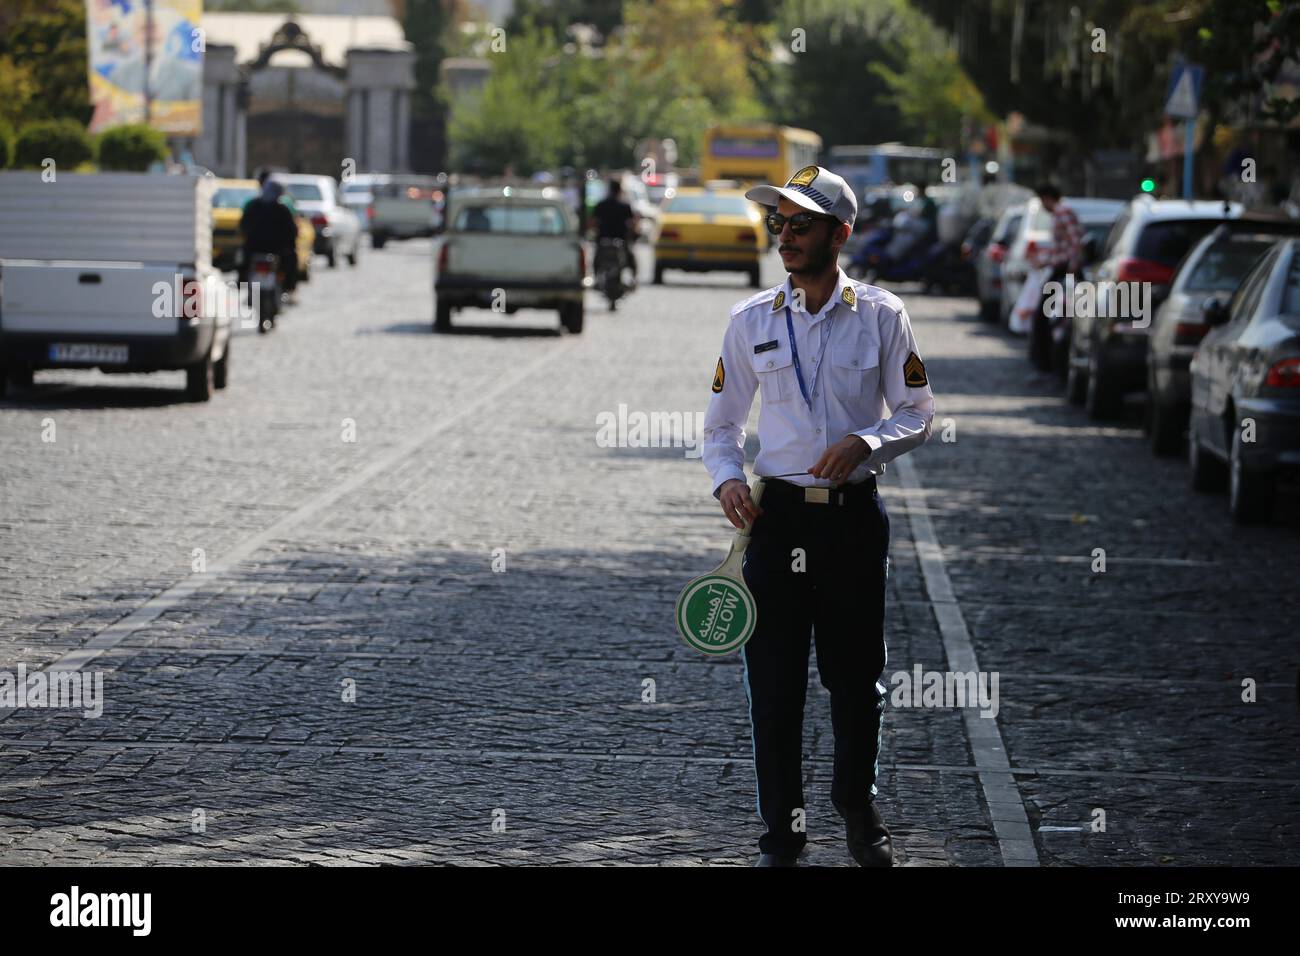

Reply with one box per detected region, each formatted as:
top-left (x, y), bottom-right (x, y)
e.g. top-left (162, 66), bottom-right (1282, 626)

top-left (809, 436), bottom-right (871, 484)
top-left (719, 479), bottom-right (763, 531)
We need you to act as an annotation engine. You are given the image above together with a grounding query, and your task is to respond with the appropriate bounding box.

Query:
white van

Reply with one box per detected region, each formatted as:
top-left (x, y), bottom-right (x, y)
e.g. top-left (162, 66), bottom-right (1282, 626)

top-left (0, 172), bottom-right (233, 401)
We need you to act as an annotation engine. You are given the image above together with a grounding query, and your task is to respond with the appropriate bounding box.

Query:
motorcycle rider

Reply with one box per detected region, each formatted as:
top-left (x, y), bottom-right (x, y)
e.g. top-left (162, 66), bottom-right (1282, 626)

top-left (240, 175), bottom-right (299, 304)
top-left (590, 178), bottom-right (640, 289)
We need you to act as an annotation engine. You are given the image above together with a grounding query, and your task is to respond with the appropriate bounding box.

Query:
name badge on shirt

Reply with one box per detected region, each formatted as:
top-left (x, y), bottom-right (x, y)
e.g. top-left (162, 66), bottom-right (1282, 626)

top-left (754, 340), bottom-right (779, 354)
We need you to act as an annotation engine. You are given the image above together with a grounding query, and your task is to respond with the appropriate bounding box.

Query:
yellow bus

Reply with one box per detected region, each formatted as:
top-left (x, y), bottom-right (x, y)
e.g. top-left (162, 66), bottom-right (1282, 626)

top-left (699, 124), bottom-right (822, 188)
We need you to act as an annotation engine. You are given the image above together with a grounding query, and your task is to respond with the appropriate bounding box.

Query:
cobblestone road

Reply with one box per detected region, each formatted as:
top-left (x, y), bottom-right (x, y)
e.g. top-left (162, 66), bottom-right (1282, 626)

top-left (1, 237), bottom-right (1296, 865)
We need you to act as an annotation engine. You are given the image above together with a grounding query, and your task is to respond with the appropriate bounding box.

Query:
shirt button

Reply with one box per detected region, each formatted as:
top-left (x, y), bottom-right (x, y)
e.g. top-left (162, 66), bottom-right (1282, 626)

top-left (815, 427), bottom-right (822, 434)
top-left (851, 359), bottom-right (859, 366)
top-left (766, 360), bottom-right (773, 368)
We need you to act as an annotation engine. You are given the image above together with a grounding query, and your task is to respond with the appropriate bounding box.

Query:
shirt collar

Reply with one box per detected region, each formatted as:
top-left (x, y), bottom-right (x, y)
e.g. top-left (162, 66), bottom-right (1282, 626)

top-left (772, 269), bottom-right (858, 322)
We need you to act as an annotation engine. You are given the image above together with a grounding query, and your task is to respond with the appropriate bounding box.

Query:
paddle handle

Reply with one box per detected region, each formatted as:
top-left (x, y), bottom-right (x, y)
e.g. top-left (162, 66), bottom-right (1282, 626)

top-left (736, 478), bottom-right (766, 541)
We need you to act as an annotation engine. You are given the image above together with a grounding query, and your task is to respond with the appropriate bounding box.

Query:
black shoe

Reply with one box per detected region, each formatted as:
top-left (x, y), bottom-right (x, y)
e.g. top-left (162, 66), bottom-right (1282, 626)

top-left (753, 852), bottom-right (800, 867)
top-left (841, 802), bottom-right (893, 867)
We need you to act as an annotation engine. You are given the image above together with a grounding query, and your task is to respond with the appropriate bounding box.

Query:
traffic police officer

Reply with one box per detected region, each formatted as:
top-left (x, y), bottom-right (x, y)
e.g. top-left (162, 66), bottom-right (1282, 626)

top-left (702, 166), bottom-right (935, 866)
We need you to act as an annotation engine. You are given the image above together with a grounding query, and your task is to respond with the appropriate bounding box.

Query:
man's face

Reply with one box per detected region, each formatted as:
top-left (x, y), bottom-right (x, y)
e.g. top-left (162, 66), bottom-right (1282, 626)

top-left (775, 197), bottom-right (844, 275)
top-left (1038, 194), bottom-right (1058, 212)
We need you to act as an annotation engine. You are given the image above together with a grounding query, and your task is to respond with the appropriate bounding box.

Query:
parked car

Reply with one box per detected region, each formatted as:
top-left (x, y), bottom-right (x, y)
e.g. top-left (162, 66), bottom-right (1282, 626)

top-left (1147, 219), bottom-right (1300, 455)
top-left (0, 172), bottom-right (232, 402)
top-left (211, 178), bottom-right (314, 283)
top-left (651, 186), bottom-right (767, 287)
top-left (370, 176), bottom-right (444, 248)
top-left (1000, 196), bottom-right (1125, 327)
top-left (1065, 197), bottom-right (1244, 418)
top-left (976, 205), bottom-right (1023, 323)
top-left (271, 173), bottom-right (363, 268)
top-left (1188, 237), bottom-right (1300, 522)
top-left (434, 186), bottom-right (587, 334)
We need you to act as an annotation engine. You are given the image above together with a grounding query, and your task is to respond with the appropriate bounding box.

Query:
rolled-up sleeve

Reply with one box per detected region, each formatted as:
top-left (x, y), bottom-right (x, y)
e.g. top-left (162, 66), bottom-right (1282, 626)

top-left (853, 303), bottom-right (935, 467)
top-left (703, 315), bottom-right (758, 497)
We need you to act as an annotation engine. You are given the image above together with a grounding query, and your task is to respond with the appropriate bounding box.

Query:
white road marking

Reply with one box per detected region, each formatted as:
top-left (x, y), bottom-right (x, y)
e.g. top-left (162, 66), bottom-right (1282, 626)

top-left (0, 341), bottom-right (573, 719)
top-left (893, 454), bottom-right (1041, 866)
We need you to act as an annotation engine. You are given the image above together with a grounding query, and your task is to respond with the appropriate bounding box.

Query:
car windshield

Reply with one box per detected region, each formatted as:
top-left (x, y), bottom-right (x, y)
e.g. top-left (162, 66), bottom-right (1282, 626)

top-left (1136, 219), bottom-right (1226, 267)
top-left (342, 184), bottom-right (370, 196)
top-left (282, 182), bottom-right (323, 201)
top-left (454, 204), bottom-right (567, 235)
top-left (1184, 238), bottom-right (1276, 292)
top-left (212, 187), bottom-right (257, 208)
top-left (664, 194), bottom-right (751, 216)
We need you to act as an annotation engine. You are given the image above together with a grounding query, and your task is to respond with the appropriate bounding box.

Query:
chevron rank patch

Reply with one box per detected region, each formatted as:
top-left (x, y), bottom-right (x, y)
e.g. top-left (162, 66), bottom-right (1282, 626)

top-left (772, 290), bottom-right (785, 310)
top-left (903, 351), bottom-right (928, 388)
top-left (712, 356), bottom-right (725, 393)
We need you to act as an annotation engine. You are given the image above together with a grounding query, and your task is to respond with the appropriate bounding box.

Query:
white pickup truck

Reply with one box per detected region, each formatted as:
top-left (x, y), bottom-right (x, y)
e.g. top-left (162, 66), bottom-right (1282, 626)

top-left (434, 186), bottom-right (587, 334)
top-left (0, 171), bottom-right (233, 401)
top-left (369, 175), bottom-right (442, 248)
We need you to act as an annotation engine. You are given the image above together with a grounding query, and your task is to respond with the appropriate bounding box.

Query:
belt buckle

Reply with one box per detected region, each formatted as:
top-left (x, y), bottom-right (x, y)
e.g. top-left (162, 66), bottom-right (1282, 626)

top-left (804, 487), bottom-right (830, 504)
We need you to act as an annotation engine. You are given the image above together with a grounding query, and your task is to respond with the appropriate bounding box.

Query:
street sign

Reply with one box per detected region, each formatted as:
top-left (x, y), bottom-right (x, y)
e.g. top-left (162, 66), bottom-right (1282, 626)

top-left (1165, 63), bottom-right (1204, 119)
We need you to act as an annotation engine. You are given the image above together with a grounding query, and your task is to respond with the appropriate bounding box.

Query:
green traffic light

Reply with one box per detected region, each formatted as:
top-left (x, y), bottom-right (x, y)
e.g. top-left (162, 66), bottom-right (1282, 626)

top-left (1140, 178), bottom-right (1156, 193)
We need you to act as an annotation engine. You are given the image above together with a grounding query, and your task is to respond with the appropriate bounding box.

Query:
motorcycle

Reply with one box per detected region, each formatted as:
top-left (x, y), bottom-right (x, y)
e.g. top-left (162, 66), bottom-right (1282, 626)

top-left (249, 253), bottom-right (279, 332)
top-left (846, 226), bottom-right (969, 293)
top-left (594, 237), bottom-right (627, 311)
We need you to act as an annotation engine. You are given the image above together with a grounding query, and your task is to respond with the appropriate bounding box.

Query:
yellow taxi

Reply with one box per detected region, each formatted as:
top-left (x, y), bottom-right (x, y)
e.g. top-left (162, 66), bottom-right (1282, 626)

top-left (211, 178), bottom-right (314, 281)
top-left (651, 185), bottom-right (768, 287)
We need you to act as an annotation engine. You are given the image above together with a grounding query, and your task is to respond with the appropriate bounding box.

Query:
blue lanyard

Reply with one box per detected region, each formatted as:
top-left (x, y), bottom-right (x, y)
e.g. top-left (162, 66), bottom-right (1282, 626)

top-left (784, 305), bottom-right (834, 412)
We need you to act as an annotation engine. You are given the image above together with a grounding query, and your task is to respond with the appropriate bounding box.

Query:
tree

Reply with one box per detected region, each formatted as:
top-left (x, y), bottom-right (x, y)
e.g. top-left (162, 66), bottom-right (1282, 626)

top-left (506, 0), bottom-right (624, 41)
top-left (98, 124), bottom-right (169, 171)
top-left (0, 120), bottom-right (15, 169)
top-left (447, 27), bottom-right (565, 174)
top-left (0, 0), bottom-right (91, 127)
top-left (870, 5), bottom-right (996, 149)
top-left (14, 119), bottom-right (95, 170)
top-left (764, 0), bottom-right (916, 146)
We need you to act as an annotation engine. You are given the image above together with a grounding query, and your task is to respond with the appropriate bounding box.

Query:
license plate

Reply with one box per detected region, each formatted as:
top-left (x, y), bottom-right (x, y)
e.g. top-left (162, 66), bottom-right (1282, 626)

top-left (49, 343), bottom-right (129, 364)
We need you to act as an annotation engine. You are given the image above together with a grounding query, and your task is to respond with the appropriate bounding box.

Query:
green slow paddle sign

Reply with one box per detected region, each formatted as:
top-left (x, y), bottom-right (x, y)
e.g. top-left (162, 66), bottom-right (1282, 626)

top-left (675, 480), bottom-right (766, 655)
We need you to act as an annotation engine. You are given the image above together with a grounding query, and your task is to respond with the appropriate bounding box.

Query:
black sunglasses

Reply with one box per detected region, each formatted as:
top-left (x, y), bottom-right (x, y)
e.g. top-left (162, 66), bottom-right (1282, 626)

top-left (764, 211), bottom-right (837, 236)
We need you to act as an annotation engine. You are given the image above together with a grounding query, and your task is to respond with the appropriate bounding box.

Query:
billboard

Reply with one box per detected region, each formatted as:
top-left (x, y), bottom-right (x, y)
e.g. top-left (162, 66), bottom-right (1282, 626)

top-left (86, 0), bottom-right (204, 135)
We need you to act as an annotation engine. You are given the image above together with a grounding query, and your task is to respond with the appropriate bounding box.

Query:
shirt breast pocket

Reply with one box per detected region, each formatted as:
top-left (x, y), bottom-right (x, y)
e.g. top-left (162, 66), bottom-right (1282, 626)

top-left (830, 337), bottom-right (880, 401)
top-left (751, 350), bottom-right (795, 404)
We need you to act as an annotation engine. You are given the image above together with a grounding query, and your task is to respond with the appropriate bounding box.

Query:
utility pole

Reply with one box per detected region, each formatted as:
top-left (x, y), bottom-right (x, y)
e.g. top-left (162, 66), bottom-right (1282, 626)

top-left (143, 0), bottom-right (155, 126)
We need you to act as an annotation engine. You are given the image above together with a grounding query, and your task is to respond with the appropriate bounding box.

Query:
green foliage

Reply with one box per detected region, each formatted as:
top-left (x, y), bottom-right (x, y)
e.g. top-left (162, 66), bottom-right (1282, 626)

top-left (447, 0), bottom-right (767, 174)
top-left (97, 124), bottom-right (169, 171)
top-left (404, 0), bottom-right (453, 119)
top-left (14, 119), bottom-right (95, 170)
top-left (506, 0), bottom-right (624, 40)
top-left (769, 0), bottom-right (914, 147)
top-left (870, 4), bottom-right (995, 149)
top-left (0, 120), bottom-right (14, 169)
top-left (0, 0), bottom-right (91, 126)
top-left (447, 27), bottom-right (565, 175)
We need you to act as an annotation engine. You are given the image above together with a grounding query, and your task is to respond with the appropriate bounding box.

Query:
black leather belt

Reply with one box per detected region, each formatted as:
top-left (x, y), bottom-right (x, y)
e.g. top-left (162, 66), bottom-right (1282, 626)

top-left (760, 476), bottom-right (876, 507)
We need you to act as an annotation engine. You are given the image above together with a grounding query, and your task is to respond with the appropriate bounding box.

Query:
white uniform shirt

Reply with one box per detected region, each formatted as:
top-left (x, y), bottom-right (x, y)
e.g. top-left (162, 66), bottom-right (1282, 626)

top-left (703, 268), bottom-right (935, 496)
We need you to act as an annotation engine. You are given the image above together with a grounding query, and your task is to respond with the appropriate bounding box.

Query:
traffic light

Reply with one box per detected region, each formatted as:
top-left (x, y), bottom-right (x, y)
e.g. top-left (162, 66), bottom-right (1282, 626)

top-left (1140, 178), bottom-right (1157, 193)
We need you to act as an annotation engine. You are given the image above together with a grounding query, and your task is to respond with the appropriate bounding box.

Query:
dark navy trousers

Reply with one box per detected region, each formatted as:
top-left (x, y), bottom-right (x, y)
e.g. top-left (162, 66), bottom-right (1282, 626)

top-left (739, 478), bottom-right (890, 856)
